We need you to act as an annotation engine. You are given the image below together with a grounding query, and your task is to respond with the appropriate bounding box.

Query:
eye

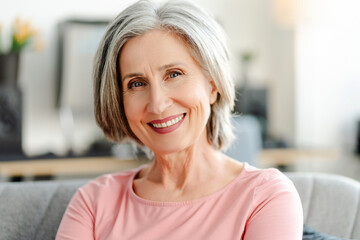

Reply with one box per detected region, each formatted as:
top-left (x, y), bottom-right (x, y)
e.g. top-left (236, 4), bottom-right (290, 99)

top-left (128, 80), bottom-right (146, 89)
top-left (133, 82), bottom-right (143, 87)
top-left (168, 71), bottom-right (182, 79)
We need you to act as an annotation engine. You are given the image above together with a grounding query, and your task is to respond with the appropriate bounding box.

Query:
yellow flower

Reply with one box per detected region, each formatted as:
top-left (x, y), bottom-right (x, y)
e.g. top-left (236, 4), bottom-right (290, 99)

top-left (13, 17), bottom-right (36, 45)
top-left (10, 17), bottom-right (39, 52)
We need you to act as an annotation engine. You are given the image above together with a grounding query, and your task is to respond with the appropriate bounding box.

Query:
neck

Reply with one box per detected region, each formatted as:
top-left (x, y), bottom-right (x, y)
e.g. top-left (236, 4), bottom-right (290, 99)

top-left (145, 137), bottom-right (224, 191)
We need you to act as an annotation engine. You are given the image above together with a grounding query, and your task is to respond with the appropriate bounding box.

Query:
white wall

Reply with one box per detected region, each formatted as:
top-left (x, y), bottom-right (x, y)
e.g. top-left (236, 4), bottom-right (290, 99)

top-left (295, 0), bottom-right (360, 150)
top-left (0, 0), bottom-right (295, 155)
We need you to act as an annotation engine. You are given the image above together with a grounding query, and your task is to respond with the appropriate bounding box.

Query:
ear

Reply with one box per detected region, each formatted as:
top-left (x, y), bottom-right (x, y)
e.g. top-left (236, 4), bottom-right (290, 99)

top-left (209, 79), bottom-right (218, 104)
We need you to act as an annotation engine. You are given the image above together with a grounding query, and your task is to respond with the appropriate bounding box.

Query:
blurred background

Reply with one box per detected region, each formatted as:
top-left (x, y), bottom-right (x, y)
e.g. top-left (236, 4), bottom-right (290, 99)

top-left (0, 0), bottom-right (359, 181)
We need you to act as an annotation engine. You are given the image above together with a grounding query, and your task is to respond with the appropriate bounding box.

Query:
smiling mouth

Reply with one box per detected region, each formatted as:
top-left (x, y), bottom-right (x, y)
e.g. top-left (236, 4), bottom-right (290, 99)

top-left (148, 113), bottom-right (185, 129)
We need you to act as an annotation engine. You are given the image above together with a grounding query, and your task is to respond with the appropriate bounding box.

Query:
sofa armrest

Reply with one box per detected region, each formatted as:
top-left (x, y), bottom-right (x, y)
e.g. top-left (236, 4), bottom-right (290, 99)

top-left (287, 172), bottom-right (360, 239)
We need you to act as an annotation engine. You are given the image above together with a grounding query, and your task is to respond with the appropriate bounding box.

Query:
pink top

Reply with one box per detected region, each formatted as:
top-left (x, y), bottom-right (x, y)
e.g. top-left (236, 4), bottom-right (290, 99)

top-left (56, 163), bottom-right (303, 240)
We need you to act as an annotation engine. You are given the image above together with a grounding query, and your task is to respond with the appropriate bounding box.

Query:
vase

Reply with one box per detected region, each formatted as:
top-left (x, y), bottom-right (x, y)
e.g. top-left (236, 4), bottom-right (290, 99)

top-left (0, 52), bottom-right (20, 87)
top-left (0, 52), bottom-right (23, 157)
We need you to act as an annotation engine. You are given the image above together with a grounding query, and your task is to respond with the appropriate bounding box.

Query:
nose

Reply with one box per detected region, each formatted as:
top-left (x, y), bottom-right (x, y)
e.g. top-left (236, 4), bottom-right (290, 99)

top-left (146, 83), bottom-right (172, 114)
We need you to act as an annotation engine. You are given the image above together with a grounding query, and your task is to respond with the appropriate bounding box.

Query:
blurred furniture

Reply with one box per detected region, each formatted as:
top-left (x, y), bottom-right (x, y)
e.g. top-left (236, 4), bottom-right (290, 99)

top-left (0, 172), bottom-right (359, 239)
top-left (225, 115), bottom-right (262, 166)
top-left (56, 20), bottom-right (110, 154)
top-left (0, 179), bottom-right (87, 240)
top-left (234, 86), bottom-right (269, 146)
top-left (286, 172), bottom-right (360, 239)
top-left (0, 148), bottom-right (340, 181)
top-left (0, 157), bottom-right (150, 182)
top-left (260, 148), bottom-right (340, 170)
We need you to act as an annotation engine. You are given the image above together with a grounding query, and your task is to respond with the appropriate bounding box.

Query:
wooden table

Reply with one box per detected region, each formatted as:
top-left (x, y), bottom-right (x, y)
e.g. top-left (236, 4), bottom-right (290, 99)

top-left (0, 157), bottom-right (151, 181)
top-left (259, 148), bottom-right (340, 169)
top-left (0, 148), bottom-right (340, 181)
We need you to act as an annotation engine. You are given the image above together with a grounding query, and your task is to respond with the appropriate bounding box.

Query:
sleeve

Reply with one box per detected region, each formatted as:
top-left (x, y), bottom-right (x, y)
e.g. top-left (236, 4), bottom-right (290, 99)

top-left (243, 170), bottom-right (303, 240)
top-left (56, 188), bottom-right (95, 240)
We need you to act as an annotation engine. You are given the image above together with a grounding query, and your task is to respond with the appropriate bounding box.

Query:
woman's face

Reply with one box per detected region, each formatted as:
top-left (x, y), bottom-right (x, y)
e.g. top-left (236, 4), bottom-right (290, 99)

top-left (120, 30), bottom-right (217, 154)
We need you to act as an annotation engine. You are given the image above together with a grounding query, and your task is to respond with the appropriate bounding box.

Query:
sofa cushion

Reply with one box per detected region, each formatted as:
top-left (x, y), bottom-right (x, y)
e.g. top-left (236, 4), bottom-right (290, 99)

top-left (0, 179), bottom-right (88, 240)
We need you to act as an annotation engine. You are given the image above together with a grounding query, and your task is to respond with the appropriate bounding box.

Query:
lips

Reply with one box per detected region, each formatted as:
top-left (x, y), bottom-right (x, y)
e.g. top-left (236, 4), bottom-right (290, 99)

top-left (147, 113), bottom-right (186, 134)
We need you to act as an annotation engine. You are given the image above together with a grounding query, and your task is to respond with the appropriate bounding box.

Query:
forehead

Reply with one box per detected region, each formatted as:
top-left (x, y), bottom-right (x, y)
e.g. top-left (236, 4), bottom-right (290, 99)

top-left (119, 30), bottom-right (199, 73)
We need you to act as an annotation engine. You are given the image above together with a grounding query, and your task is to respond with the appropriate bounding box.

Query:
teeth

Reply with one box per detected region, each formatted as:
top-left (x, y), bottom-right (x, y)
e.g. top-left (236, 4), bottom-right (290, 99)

top-left (151, 114), bottom-right (184, 129)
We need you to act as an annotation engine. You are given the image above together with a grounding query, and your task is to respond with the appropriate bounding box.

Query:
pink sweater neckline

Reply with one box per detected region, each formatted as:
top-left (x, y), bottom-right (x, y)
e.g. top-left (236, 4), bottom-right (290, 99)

top-left (128, 162), bottom-right (251, 207)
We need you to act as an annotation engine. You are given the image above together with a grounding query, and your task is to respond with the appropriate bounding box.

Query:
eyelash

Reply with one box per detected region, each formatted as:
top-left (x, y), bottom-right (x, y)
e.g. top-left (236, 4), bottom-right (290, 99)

top-left (126, 70), bottom-right (184, 89)
top-left (167, 70), bottom-right (183, 79)
top-left (128, 79), bottom-right (146, 89)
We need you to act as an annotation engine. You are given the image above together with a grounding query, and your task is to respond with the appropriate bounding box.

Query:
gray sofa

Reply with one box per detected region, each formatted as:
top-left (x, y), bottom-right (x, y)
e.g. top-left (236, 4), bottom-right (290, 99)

top-left (0, 172), bottom-right (359, 240)
top-left (287, 172), bottom-right (360, 239)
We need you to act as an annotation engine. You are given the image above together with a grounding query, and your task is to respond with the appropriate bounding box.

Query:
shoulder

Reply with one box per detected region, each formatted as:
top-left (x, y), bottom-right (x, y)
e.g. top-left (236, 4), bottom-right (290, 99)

top-left (242, 163), bottom-right (294, 189)
top-left (240, 164), bottom-right (303, 238)
top-left (75, 167), bottom-right (142, 207)
top-left (238, 163), bottom-right (299, 203)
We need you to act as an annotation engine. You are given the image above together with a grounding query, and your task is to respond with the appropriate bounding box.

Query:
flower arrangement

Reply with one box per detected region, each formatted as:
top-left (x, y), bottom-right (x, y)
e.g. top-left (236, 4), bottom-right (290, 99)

top-left (0, 18), bottom-right (42, 86)
top-left (0, 18), bottom-right (40, 54)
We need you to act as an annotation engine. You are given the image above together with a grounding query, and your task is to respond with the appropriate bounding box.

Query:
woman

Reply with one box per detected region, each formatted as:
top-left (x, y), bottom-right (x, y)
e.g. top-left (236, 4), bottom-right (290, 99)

top-left (56, 0), bottom-right (303, 239)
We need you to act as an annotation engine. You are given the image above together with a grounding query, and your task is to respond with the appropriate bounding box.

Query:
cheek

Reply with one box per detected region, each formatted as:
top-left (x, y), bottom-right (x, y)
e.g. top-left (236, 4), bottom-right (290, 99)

top-left (179, 82), bottom-right (212, 117)
top-left (123, 94), bottom-right (143, 123)
top-left (182, 80), bottom-right (212, 106)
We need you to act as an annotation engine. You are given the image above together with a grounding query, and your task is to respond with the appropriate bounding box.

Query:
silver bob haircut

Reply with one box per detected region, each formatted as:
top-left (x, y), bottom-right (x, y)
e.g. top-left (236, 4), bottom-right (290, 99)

top-left (94, 0), bottom-right (235, 150)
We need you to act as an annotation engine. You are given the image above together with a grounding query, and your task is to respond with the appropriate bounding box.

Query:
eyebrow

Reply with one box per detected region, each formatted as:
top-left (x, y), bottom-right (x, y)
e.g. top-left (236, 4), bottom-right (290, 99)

top-left (121, 72), bottom-right (143, 82)
top-left (121, 62), bottom-right (186, 82)
top-left (158, 62), bottom-right (185, 71)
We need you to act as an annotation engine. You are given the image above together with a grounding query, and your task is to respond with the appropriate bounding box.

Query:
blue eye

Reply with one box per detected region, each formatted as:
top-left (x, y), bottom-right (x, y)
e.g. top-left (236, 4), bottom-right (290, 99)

top-left (169, 72), bottom-right (181, 78)
top-left (129, 81), bottom-right (144, 89)
top-left (133, 82), bottom-right (143, 87)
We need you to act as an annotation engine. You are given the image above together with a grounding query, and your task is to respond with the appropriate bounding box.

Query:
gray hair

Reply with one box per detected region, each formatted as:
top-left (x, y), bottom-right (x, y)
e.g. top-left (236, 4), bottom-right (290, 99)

top-left (94, 0), bottom-right (235, 150)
